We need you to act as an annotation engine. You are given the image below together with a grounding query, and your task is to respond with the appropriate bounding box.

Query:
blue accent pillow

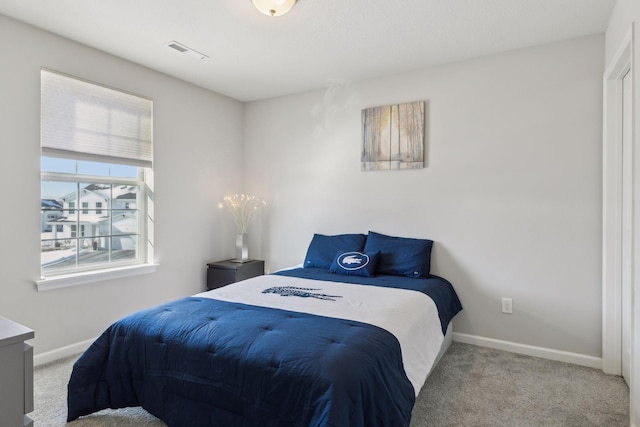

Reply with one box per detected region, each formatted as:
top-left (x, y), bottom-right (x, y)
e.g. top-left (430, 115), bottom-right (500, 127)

top-left (363, 231), bottom-right (433, 278)
top-left (329, 251), bottom-right (380, 277)
top-left (303, 233), bottom-right (367, 269)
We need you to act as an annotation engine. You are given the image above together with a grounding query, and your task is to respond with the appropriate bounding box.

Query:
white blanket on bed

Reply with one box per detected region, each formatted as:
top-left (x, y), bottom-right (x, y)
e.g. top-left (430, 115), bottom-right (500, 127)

top-left (194, 274), bottom-right (444, 395)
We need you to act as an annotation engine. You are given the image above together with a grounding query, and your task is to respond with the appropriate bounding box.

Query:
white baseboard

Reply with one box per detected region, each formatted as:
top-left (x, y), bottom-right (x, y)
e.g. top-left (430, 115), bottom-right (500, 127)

top-left (452, 332), bottom-right (602, 370)
top-left (34, 337), bottom-right (96, 367)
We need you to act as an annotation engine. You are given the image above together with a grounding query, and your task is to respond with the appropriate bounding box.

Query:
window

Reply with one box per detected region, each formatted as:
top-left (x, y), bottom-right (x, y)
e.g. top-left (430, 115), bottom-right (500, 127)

top-left (40, 69), bottom-right (154, 282)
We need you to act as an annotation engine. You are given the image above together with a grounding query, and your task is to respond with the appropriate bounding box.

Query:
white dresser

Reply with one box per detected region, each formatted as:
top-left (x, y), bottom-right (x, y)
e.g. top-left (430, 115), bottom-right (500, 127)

top-left (0, 317), bottom-right (34, 427)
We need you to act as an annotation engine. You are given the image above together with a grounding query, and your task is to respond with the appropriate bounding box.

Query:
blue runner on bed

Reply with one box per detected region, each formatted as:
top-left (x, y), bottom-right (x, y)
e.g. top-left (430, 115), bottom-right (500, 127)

top-left (68, 296), bottom-right (416, 426)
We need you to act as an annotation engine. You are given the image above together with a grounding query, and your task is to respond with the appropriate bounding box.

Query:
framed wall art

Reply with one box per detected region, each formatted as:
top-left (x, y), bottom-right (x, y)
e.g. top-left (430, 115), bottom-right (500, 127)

top-left (361, 100), bottom-right (425, 171)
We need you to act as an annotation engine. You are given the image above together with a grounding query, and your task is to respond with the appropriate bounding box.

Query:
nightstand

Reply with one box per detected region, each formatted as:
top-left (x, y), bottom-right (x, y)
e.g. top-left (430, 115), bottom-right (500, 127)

top-left (206, 259), bottom-right (265, 290)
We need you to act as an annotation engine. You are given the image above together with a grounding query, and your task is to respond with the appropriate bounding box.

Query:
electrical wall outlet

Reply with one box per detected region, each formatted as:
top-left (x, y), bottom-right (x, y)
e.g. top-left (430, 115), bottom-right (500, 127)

top-left (502, 297), bottom-right (513, 314)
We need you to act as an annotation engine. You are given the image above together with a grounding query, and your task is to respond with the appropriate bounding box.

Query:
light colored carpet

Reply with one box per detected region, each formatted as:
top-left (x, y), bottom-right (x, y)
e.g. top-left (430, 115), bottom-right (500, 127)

top-left (33, 342), bottom-right (628, 426)
top-left (411, 343), bottom-right (629, 427)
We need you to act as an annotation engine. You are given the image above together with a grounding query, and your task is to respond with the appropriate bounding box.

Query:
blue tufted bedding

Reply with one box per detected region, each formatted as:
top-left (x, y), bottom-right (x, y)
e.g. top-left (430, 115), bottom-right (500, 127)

top-left (67, 269), bottom-right (461, 426)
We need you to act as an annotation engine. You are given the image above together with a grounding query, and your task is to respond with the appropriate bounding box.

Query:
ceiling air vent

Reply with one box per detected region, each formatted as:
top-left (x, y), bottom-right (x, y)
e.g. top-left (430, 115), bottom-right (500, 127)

top-left (165, 41), bottom-right (209, 60)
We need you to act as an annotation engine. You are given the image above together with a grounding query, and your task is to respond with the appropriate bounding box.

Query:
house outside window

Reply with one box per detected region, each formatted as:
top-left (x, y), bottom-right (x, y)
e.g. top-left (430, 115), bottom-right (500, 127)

top-left (41, 199), bottom-right (62, 232)
top-left (40, 69), bottom-right (153, 281)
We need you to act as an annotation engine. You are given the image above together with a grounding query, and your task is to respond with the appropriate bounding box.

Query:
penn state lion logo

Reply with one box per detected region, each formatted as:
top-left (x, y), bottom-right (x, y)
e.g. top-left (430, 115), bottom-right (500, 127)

top-left (337, 252), bottom-right (369, 270)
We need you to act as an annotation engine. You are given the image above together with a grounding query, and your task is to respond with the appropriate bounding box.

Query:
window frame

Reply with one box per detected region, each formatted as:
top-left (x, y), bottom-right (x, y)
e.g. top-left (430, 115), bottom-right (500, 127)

top-left (40, 170), bottom-right (148, 279)
top-left (37, 69), bottom-right (156, 291)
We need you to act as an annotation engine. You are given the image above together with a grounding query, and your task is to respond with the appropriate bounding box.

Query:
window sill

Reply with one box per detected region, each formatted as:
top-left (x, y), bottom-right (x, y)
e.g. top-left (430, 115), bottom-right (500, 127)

top-left (35, 263), bottom-right (159, 292)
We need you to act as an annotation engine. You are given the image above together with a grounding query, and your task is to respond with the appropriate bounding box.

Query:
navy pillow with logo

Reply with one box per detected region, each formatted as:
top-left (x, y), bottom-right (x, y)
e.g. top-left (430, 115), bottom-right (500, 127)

top-left (363, 231), bottom-right (433, 278)
top-left (303, 233), bottom-right (367, 269)
top-left (329, 251), bottom-right (380, 277)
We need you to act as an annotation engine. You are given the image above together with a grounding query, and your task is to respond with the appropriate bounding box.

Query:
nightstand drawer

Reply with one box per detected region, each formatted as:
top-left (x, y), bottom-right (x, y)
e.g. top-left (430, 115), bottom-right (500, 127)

top-left (206, 259), bottom-right (264, 290)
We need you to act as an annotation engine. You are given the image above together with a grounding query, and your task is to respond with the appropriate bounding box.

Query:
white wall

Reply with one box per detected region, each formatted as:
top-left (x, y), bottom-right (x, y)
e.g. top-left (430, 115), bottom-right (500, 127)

top-left (605, 1), bottom-right (640, 425)
top-left (244, 35), bottom-right (605, 358)
top-left (0, 14), bottom-right (245, 358)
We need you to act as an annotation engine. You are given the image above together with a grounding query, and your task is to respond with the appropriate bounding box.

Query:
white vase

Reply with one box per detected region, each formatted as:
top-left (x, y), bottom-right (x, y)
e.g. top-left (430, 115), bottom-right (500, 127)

top-left (234, 233), bottom-right (249, 262)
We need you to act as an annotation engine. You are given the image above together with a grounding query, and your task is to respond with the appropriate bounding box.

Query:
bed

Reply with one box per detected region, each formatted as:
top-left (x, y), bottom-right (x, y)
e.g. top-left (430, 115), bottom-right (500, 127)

top-left (67, 231), bottom-right (462, 427)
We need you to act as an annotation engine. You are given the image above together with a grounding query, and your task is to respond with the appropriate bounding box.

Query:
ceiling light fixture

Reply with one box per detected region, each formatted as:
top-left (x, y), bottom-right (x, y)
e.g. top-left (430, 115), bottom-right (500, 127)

top-left (251, 0), bottom-right (297, 17)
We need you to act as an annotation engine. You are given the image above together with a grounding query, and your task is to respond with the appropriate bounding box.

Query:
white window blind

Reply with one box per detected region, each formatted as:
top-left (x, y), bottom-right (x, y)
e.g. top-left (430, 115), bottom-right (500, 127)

top-left (41, 69), bottom-right (153, 168)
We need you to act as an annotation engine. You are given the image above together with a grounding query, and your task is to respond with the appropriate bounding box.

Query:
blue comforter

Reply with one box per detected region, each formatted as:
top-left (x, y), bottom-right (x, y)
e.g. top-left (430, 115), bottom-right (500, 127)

top-left (67, 271), bottom-right (461, 426)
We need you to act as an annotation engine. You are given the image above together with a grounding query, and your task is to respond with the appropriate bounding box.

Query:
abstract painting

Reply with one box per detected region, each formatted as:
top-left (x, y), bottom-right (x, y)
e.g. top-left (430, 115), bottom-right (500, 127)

top-left (361, 101), bottom-right (425, 170)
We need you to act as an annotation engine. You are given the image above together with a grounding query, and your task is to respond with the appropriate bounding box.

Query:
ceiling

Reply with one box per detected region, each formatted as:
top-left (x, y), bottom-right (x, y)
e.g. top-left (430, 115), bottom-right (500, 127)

top-left (0, 0), bottom-right (617, 102)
